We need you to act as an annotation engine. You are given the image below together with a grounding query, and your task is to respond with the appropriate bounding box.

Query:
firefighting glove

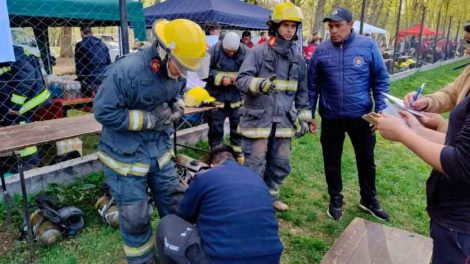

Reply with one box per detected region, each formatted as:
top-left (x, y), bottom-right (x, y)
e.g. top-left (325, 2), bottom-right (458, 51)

top-left (295, 120), bottom-right (309, 138)
top-left (258, 75), bottom-right (276, 95)
top-left (166, 102), bottom-right (184, 124)
top-left (147, 103), bottom-right (173, 131)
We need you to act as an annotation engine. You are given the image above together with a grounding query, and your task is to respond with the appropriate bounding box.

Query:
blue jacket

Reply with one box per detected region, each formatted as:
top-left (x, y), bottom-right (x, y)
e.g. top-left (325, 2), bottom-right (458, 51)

top-left (75, 36), bottom-right (111, 87)
top-left (93, 44), bottom-right (185, 176)
top-left (176, 159), bottom-right (283, 263)
top-left (308, 32), bottom-right (389, 120)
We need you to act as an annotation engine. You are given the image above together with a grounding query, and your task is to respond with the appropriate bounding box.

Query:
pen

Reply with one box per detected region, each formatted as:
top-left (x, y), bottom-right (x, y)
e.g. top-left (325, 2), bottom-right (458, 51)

top-left (410, 83), bottom-right (425, 107)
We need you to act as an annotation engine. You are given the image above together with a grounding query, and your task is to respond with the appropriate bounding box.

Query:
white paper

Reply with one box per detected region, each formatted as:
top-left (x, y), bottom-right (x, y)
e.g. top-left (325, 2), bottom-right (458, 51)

top-left (382, 92), bottom-right (424, 117)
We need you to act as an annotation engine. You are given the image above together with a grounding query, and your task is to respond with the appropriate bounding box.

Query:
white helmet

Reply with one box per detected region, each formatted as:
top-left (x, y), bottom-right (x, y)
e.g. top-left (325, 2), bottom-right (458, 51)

top-left (222, 32), bottom-right (240, 51)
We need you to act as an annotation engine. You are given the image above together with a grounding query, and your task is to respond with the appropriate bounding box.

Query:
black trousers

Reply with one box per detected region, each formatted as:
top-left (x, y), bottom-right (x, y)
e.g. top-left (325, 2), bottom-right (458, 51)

top-left (208, 103), bottom-right (241, 149)
top-left (430, 220), bottom-right (470, 264)
top-left (320, 118), bottom-right (377, 205)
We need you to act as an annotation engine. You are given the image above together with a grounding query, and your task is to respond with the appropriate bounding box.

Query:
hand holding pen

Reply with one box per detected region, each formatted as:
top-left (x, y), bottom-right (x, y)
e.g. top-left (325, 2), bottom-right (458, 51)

top-left (404, 83), bottom-right (428, 110)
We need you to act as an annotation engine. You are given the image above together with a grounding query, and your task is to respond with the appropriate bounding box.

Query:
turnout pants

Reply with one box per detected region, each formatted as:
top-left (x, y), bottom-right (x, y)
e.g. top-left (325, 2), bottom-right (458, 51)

top-left (105, 159), bottom-right (185, 264)
top-left (208, 102), bottom-right (241, 149)
top-left (156, 214), bottom-right (209, 264)
top-left (242, 127), bottom-right (291, 201)
top-left (320, 118), bottom-right (377, 205)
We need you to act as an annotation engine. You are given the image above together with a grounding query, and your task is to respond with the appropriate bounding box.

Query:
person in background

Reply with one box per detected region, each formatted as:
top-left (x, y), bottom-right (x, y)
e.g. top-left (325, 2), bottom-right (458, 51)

top-left (403, 20), bottom-right (470, 133)
top-left (204, 20), bottom-right (221, 36)
top-left (236, 2), bottom-right (312, 212)
top-left (75, 26), bottom-right (111, 97)
top-left (241, 30), bottom-right (255, 48)
top-left (308, 7), bottom-right (390, 221)
top-left (0, 45), bottom-right (50, 172)
top-left (303, 32), bottom-right (319, 61)
top-left (156, 145), bottom-right (283, 264)
top-left (205, 32), bottom-right (247, 163)
top-left (93, 19), bottom-right (208, 264)
top-left (258, 31), bottom-right (267, 45)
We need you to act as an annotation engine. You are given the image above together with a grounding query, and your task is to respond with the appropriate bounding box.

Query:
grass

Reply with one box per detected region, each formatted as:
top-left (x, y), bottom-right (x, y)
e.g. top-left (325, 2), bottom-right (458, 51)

top-left (0, 59), bottom-right (466, 264)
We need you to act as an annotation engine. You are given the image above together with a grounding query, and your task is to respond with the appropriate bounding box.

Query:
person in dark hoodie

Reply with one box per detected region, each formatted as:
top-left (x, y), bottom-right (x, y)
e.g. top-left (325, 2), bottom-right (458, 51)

top-left (74, 26), bottom-right (111, 97)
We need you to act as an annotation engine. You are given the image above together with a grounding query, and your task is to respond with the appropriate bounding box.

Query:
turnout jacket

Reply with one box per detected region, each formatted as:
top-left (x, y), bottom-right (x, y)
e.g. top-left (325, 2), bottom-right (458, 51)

top-left (235, 39), bottom-right (312, 138)
top-left (94, 44), bottom-right (185, 176)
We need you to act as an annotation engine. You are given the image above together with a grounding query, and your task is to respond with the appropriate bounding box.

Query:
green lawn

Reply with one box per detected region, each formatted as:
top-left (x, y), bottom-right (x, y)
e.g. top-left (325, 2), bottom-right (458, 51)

top-left (0, 59), bottom-right (466, 264)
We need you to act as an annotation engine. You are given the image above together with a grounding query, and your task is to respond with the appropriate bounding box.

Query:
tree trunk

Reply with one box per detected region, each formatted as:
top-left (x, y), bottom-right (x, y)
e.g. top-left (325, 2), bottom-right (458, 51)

top-left (312, 0), bottom-right (326, 37)
top-left (59, 27), bottom-right (74, 58)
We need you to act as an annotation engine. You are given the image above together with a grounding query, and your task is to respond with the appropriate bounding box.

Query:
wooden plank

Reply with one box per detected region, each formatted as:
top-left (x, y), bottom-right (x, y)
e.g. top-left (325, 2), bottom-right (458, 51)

top-left (321, 218), bottom-right (433, 264)
top-left (53, 97), bottom-right (94, 106)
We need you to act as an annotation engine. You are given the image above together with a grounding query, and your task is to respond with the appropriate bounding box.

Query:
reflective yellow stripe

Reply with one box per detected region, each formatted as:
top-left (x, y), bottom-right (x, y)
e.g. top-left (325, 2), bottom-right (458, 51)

top-left (214, 71), bottom-right (237, 86)
top-left (15, 146), bottom-right (38, 157)
top-left (298, 109), bottom-right (312, 121)
top-left (11, 93), bottom-right (27, 105)
top-left (128, 110), bottom-right (144, 131)
top-left (0, 66), bottom-right (11, 75)
top-left (248, 77), bottom-right (264, 94)
top-left (97, 151), bottom-right (149, 176)
top-left (230, 101), bottom-right (242, 108)
top-left (237, 127), bottom-right (296, 138)
top-left (19, 89), bottom-right (51, 115)
top-left (232, 145), bottom-right (242, 153)
top-left (123, 237), bottom-right (155, 257)
top-left (157, 149), bottom-right (175, 168)
top-left (273, 80), bottom-right (298, 91)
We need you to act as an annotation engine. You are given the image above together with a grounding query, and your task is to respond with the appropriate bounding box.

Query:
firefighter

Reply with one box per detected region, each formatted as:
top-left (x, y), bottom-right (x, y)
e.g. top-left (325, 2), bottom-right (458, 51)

top-left (0, 45), bottom-right (50, 171)
top-left (205, 31), bottom-right (247, 162)
top-left (235, 2), bottom-right (312, 212)
top-left (93, 19), bottom-right (208, 264)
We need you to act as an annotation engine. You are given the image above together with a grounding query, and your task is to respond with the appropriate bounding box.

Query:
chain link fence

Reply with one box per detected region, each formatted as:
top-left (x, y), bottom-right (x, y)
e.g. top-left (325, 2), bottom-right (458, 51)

top-left (1, 0), bottom-right (467, 175)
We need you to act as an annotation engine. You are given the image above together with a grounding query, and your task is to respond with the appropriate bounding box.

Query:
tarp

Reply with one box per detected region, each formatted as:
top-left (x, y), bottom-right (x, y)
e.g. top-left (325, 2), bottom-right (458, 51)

top-left (398, 24), bottom-right (441, 37)
top-left (353, 21), bottom-right (387, 35)
top-left (7, 0), bottom-right (146, 41)
top-left (144, 0), bottom-right (272, 30)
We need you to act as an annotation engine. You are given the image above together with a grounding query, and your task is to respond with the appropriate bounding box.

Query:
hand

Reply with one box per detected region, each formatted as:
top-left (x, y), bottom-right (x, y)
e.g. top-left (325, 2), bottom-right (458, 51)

top-left (376, 113), bottom-right (410, 142)
top-left (399, 111), bottom-right (422, 132)
top-left (222, 76), bottom-right (233, 86)
top-left (309, 119), bottom-right (317, 134)
top-left (295, 120), bottom-right (309, 137)
top-left (258, 77), bottom-right (276, 95)
top-left (403, 91), bottom-right (428, 110)
top-left (417, 112), bottom-right (446, 131)
top-left (168, 103), bottom-right (184, 123)
top-left (150, 103), bottom-right (173, 131)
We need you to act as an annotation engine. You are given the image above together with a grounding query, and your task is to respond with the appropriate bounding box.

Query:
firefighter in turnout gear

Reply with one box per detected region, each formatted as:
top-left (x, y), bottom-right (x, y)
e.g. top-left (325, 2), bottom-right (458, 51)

top-left (235, 2), bottom-right (313, 212)
top-left (0, 45), bottom-right (50, 171)
top-left (205, 32), bottom-right (247, 161)
top-left (93, 19), bottom-right (208, 264)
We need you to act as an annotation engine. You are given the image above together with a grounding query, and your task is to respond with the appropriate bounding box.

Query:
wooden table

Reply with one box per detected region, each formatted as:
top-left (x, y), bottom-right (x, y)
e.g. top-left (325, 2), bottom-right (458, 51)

top-left (321, 218), bottom-right (433, 264)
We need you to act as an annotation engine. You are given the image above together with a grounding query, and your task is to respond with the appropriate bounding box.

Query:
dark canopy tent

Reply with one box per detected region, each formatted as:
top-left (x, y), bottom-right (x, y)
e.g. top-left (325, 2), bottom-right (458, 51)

top-left (144, 0), bottom-right (272, 30)
top-left (398, 24), bottom-right (442, 37)
top-left (7, 0), bottom-right (146, 74)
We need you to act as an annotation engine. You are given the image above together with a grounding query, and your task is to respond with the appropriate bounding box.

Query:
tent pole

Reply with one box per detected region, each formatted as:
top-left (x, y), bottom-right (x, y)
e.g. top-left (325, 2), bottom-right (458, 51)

top-left (444, 16), bottom-right (452, 61)
top-left (391, 0), bottom-right (403, 74)
top-left (119, 0), bottom-right (130, 55)
top-left (359, 0), bottom-right (366, 35)
top-left (416, 6), bottom-right (426, 68)
top-left (432, 9), bottom-right (441, 63)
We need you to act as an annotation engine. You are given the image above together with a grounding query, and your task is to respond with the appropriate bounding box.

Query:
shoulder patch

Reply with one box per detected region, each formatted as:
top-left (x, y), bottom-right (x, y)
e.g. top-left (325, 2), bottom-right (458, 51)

top-left (353, 56), bottom-right (364, 66)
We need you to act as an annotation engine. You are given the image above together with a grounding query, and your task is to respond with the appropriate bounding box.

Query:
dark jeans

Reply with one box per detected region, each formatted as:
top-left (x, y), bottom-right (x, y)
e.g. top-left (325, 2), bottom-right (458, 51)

top-left (208, 103), bottom-right (241, 148)
top-left (430, 220), bottom-right (470, 264)
top-left (156, 214), bottom-right (210, 264)
top-left (320, 118), bottom-right (377, 205)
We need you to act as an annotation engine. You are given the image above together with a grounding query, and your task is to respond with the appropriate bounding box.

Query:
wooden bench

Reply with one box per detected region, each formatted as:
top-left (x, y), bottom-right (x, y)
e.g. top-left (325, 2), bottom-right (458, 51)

top-left (321, 218), bottom-right (433, 264)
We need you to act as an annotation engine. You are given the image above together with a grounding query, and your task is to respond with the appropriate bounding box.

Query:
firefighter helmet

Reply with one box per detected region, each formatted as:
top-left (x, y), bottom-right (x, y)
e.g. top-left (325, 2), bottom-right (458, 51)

top-left (184, 87), bottom-right (216, 107)
top-left (269, 1), bottom-right (303, 24)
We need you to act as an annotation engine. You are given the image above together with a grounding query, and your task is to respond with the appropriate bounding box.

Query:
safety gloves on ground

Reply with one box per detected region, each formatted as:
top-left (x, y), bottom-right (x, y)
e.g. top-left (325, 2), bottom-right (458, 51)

top-left (258, 75), bottom-right (277, 95)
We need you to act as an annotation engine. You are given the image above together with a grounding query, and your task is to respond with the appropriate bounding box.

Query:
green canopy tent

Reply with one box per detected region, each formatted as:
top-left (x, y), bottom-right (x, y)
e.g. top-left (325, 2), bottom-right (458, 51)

top-left (7, 0), bottom-right (146, 73)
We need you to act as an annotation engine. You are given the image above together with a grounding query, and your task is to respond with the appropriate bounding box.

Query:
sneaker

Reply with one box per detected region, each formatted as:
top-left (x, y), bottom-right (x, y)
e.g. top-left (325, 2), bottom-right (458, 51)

top-left (359, 199), bottom-right (390, 221)
top-left (273, 201), bottom-right (289, 212)
top-left (327, 202), bottom-right (343, 220)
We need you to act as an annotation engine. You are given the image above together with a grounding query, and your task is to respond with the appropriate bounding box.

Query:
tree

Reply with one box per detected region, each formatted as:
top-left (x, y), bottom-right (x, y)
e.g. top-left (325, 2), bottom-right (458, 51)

top-left (59, 27), bottom-right (73, 58)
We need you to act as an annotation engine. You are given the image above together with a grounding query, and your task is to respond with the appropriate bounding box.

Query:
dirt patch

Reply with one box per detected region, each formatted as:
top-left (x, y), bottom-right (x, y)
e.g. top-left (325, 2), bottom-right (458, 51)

top-left (0, 225), bottom-right (18, 256)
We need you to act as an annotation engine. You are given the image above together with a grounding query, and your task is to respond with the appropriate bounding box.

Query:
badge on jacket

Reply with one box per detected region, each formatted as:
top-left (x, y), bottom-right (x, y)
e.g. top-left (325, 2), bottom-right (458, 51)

top-left (354, 56), bottom-right (364, 66)
top-left (149, 59), bottom-right (161, 73)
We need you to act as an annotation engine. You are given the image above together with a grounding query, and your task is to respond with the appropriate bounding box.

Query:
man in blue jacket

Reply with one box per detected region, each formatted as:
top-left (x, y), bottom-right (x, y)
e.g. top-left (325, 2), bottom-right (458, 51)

top-left (308, 7), bottom-right (390, 221)
top-left (75, 26), bottom-right (111, 97)
top-left (156, 145), bottom-right (283, 264)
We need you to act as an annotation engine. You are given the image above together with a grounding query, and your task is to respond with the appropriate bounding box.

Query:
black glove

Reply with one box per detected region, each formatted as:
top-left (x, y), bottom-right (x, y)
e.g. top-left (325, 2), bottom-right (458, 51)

top-left (295, 120), bottom-right (309, 138)
top-left (258, 75), bottom-right (276, 95)
top-left (148, 103), bottom-right (173, 131)
top-left (168, 102), bottom-right (184, 123)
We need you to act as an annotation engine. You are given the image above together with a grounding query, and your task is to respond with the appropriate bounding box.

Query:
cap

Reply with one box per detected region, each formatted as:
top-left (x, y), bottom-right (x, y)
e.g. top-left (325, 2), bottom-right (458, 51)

top-left (323, 7), bottom-right (353, 23)
top-left (222, 32), bottom-right (240, 51)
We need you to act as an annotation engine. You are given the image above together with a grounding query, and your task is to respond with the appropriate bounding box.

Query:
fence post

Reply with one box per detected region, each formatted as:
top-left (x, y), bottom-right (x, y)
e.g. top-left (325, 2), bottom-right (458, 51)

top-left (391, 0), bottom-right (403, 74)
top-left (119, 0), bottom-right (130, 55)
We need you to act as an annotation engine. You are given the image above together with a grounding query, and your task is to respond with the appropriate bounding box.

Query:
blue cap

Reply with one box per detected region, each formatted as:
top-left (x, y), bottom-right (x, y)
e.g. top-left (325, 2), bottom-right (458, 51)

top-left (323, 7), bottom-right (353, 22)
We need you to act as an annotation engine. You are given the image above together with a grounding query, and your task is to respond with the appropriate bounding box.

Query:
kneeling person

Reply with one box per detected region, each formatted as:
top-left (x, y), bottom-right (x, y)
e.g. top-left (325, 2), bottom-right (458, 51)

top-left (156, 145), bottom-right (283, 264)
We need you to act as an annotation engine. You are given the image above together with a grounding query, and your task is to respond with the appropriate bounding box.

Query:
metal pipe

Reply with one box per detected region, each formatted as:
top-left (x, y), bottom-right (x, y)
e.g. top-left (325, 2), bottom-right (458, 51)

top-left (119, 0), bottom-right (130, 55)
top-left (359, 0), bottom-right (367, 35)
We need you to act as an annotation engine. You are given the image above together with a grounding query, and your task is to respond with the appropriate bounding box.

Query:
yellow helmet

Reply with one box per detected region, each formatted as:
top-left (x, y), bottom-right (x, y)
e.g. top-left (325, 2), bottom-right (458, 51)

top-left (270, 1), bottom-right (303, 24)
top-left (153, 19), bottom-right (207, 71)
top-left (185, 87), bottom-right (216, 107)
